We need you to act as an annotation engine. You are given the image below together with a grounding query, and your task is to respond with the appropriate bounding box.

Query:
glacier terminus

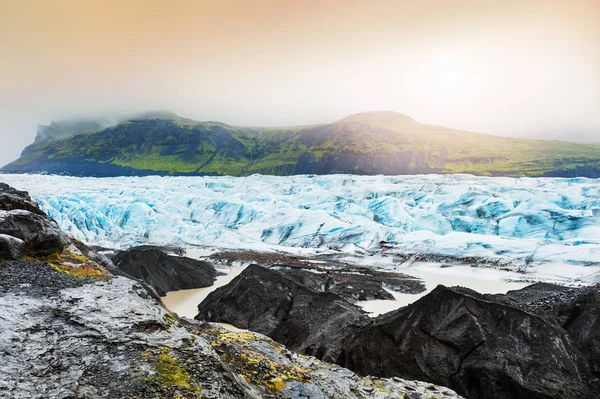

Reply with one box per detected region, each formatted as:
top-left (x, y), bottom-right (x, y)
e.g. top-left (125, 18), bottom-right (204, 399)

top-left (2, 173), bottom-right (599, 284)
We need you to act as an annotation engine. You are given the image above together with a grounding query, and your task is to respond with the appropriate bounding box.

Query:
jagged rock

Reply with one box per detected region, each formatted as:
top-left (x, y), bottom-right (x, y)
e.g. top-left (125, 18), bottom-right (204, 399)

top-left (0, 261), bottom-right (254, 398)
top-left (0, 210), bottom-right (68, 256)
top-left (112, 246), bottom-right (220, 296)
top-left (191, 322), bottom-right (463, 399)
top-left (0, 234), bottom-right (25, 260)
top-left (197, 263), bottom-right (600, 399)
top-left (271, 265), bottom-right (424, 301)
top-left (211, 250), bottom-right (425, 301)
top-left (0, 182), bottom-right (31, 200)
top-left (0, 183), bottom-right (46, 216)
top-left (0, 181), bottom-right (463, 398)
top-left (337, 285), bottom-right (598, 399)
top-left (196, 265), bottom-right (366, 362)
top-left (0, 183), bottom-right (68, 257)
top-left (504, 283), bottom-right (600, 378)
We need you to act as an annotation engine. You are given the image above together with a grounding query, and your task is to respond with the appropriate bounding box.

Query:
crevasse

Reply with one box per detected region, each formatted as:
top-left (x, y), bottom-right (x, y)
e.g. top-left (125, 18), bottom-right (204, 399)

top-left (2, 174), bottom-right (599, 268)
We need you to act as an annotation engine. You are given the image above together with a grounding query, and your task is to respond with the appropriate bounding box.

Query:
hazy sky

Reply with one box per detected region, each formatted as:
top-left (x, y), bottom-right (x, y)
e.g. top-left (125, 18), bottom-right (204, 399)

top-left (1, 0), bottom-right (599, 165)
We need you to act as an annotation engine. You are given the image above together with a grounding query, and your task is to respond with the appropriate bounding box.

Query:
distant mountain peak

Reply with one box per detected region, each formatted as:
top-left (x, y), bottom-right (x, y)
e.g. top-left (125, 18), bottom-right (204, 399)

top-left (5, 110), bottom-right (600, 178)
top-left (131, 110), bottom-right (180, 119)
top-left (335, 111), bottom-right (418, 132)
top-left (337, 111), bottom-right (416, 124)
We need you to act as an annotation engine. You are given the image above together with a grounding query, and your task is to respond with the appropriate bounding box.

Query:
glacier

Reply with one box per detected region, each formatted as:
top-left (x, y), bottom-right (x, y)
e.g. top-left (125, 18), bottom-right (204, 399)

top-left (1, 173), bottom-right (599, 281)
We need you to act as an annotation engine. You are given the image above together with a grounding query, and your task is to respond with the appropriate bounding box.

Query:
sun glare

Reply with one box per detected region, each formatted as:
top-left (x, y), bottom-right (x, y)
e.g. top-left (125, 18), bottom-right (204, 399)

top-left (416, 51), bottom-right (481, 107)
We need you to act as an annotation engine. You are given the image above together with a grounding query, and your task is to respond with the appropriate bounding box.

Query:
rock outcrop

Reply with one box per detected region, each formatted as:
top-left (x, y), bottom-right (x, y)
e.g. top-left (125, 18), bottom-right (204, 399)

top-left (0, 260), bottom-right (253, 398)
top-left (0, 234), bottom-right (25, 260)
top-left (503, 283), bottom-right (600, 379)
top-left (197, 265), bottom-right (367, 362)
top-left (0, 182), bottom-right (47, 216)
top-left (337, 285), bottom-right (597, 399)
top-left (211, 250), bottom-right (425, 301)
top-left (112, 246), bottom-right (220, 296)
top-left (0, 182), bottom-right (68, 257)
top-left (190, 321), bottom-right (463, 399)
top-left (1, 181), bottom-right (462, 398)
top-left (196, 262), bottom-right (600, 399)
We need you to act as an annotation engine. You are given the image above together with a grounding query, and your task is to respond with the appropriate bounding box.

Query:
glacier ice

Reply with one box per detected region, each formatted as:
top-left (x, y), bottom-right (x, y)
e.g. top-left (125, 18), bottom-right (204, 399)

top-left (1, 173), bottom-right (599, 279)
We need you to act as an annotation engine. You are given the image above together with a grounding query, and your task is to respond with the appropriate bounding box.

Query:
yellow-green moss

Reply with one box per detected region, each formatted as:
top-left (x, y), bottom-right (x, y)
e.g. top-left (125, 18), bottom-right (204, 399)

top-left (49, 262), bottom-right (111, 280)
top-left (162, 313), bottom-right (179, 330)
top-left (149, 348), bottom-right (202, 396)
top-left (36, 249), bottom-right (112, 281)
top-left (210, 330), bottom-right (311, 394)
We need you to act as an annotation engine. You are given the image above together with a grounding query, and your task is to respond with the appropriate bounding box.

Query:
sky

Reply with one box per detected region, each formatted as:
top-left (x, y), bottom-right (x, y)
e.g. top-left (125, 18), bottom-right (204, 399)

top-left (1, 0), bottom-right (599, 165)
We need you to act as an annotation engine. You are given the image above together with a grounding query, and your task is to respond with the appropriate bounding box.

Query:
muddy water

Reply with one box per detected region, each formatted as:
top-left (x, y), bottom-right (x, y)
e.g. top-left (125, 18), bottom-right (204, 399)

top-left (163, 250), bottom-right (530, 319)
top-left (162, 266), bottom-right (243, 318)
top-left (358, 265), bottom-right (530, 317)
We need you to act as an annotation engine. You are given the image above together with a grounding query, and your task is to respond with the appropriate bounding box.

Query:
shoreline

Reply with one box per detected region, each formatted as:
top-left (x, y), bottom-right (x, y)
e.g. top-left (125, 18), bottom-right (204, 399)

top-left (163, 249), bottom-right (535, 319)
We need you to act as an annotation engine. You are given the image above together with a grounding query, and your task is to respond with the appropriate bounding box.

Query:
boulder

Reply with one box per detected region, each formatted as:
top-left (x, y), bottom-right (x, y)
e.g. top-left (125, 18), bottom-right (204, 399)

top-left (0, 182), bottom-right (48, 216)
top-left (504, 283), bottom-right (600, 379)
top-left (196, 264), bottom-right (367, 362)
top-left (0, 210), bottom-right (68, 257)
top-left (0, 234), bottom-right (25, 260)
top-left (209, 250), bottom-right (425, 301)
top-left (111, 246), bottom-right (220, 296)
top-left (273, 265), bottom-right (424, 301)
top-left (0, 182), bottom-right (31, 200)
top-left (337, 285), bottom-right (597, 399)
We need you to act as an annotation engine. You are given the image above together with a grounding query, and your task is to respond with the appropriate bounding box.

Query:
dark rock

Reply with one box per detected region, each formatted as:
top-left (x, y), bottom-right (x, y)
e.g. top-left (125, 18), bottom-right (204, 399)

top-left (273, 265), bottom-right (424, 301)
top-left (504, 283), bottom-right (600, 379)
top-left (558, 288), bottom-right (600, 378)
top-left (196, 264), bottom-right (366, 362)
top-left (0, 210), bottom-right (68, 256)
top-left (195, 258), bottom-right (600, 399)
top-left (112, 246), bottom-right (220, 296)
top-left (0, 182), bottom-right (31, 200)
top-left (0, 184), bottom-right (46, 216)
top-left (210, 250), bottom-right (425, 301)
top-left (0, 234), bottom-right (25, 260)
top-left (337, 285), bottom-right (597, 399)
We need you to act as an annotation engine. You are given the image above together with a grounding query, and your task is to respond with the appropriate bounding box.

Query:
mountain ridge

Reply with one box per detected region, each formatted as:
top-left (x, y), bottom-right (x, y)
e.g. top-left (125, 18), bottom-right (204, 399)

top-left (3, 111), bottom-right (600, 178)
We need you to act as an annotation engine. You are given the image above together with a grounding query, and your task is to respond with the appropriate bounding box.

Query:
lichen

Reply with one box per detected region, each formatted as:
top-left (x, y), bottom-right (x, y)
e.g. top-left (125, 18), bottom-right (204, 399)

top-left (209, 330), bottom-right (311, 394)
top-left (162, 312), bottom-right (179, 330)
top-left (147, 348), bottom-right (202, 397)
top-left (36, 249), bottom-right (112, 281)
top-left (49, 261), bottom-right (110, 280)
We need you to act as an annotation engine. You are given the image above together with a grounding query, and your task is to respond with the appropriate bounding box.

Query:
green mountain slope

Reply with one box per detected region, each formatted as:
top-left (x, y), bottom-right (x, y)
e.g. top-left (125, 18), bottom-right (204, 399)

top-left (4, 111), bottom-right (600, 177)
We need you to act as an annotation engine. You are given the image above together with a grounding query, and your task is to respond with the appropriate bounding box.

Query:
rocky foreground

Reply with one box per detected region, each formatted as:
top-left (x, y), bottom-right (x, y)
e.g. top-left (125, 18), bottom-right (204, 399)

top-left (197, 260), bottom-right (600, 399)
top-left (0, 183), bottom-right (461, 398)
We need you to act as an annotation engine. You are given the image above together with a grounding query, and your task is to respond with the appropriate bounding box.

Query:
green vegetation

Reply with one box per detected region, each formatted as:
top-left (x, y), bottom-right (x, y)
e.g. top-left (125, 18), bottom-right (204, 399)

top-left (144, 348), bottom-right (202, 397)
top-left (5, 111), bottom-right (600, 177)
top-left (30, 249), bottom-right (112, 281)
top-left (207, 329), bottom-right (311, 394)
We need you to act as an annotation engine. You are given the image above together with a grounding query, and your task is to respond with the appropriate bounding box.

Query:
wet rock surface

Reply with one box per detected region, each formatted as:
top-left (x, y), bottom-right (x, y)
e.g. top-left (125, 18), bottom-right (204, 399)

top-left (197, 260), bottom-right (600, 399)
top-left (0, 234), bottom-right (25, 260)
top-left (196, 265), bottom-right (367, 362)
top-left (0, 182), bottom-right (461, 398)
top-left (211, 250), bottom-right (425, 301)
top-left (112, 246), bottom-right (221, 296)
top-left (0, 182), bottom-right (47, 216)
top-left (0, 210), bottom-right (68, 257)
top-left (0, 182), bottom-right (68, 257)
top-left (190, 321), bottom-right (462, 399)
top-left (0, 260), bottom-right (252, 399)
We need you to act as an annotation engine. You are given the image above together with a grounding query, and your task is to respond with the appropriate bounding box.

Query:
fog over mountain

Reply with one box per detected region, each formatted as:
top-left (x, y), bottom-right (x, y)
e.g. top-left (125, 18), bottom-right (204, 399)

top-left (1, 0), bottom-right (599, 165)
